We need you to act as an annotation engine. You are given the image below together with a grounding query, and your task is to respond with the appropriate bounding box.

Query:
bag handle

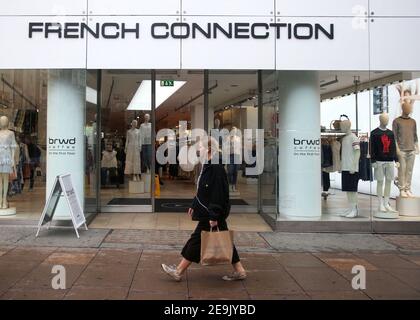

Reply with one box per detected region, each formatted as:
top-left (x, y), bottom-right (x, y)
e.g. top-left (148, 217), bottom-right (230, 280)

top-left (210, 226), bottom-right (220, 232)
top-left (340, 114), bottom-right (349, 121)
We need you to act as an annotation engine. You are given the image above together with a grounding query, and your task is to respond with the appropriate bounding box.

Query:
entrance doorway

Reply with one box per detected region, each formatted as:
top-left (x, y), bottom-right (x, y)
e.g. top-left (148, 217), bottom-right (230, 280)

top-left (85, 70), bottom-right (275, 214)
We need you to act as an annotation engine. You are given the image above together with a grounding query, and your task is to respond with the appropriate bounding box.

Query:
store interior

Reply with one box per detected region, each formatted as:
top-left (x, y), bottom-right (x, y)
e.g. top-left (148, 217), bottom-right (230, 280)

top-left (0, 69), bottom-right (419, 225)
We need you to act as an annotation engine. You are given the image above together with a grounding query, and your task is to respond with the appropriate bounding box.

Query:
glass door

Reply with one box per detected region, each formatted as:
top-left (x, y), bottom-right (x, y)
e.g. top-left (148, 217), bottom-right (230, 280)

top-left (98, 70), bottom-right (153, 212)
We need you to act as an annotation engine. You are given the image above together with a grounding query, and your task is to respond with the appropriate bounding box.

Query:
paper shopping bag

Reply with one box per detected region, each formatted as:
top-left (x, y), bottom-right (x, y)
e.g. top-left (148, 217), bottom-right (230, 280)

top-left (200, 228), bottom-right (234, 266)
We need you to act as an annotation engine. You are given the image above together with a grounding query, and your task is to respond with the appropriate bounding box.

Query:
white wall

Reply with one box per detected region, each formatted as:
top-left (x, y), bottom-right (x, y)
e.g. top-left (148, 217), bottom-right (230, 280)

top-left (1, 0), bottom-right (420, 70)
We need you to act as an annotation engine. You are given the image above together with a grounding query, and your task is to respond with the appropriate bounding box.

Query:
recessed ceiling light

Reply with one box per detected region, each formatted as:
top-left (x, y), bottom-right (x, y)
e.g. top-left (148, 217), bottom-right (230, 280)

top-left (127, 80), bottom-right (186, 111)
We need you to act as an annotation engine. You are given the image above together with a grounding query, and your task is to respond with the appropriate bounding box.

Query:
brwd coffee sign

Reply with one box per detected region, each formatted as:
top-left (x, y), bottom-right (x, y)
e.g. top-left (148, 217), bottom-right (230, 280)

top-left (28, 21), bottom-right (334, 40)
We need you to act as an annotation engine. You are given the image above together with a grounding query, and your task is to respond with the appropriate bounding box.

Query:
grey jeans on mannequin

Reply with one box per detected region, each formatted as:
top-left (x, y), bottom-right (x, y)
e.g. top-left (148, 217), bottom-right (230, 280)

top-left (397, 150), bottom-right (416, 192)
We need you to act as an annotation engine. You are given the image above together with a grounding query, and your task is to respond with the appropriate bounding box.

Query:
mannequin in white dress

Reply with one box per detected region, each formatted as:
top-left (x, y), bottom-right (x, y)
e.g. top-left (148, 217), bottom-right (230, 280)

top-left (0, 116), bottom-right (17, 209)
top-left (124, 120), bottom-right (141, 181)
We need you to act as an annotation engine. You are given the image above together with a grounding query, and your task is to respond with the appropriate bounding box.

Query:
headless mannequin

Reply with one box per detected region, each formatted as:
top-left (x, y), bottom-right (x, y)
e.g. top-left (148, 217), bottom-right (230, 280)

top-left (340, 120), bottom-right (361, 218)
top-left (394, 82), bottom-right (419, 197)
top-left (0, 116), bottom-right (16, 209)
top-left (125, 120), bottom-right (141, 181)
top-left (140, 113), bottom-right (152, 173)
top-left (372, 113), bottom-right (399, 216)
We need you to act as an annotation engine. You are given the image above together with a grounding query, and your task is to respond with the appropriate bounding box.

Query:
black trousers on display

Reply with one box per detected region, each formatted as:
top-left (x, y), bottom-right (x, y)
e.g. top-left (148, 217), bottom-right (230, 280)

top-left (322, 171), bottom-right (330, 192)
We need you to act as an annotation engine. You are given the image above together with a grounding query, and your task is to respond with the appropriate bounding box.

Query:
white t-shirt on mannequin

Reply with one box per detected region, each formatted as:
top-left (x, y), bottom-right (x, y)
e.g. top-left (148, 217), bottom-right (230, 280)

top-left (341, 133), bottom-right (360, 172)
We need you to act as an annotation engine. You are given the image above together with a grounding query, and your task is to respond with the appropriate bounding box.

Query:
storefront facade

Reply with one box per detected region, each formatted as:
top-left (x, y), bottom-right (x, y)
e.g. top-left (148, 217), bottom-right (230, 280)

top-left (1, 0), bottom-right (420, 233)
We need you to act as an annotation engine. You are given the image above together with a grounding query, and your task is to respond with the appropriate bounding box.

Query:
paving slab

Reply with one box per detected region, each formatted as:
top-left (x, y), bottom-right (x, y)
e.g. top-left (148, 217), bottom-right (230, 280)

top-left (362, 270), bottom-right (420, 300)
top-left (64, 286), bottom-right (129, 300)
top-left (0, 226), bottom-right (34, 245)
top-left (356, 253), bottom-right (420, 269)
top-left (73, 265), bottom-right (137, 288)
top-left (399, 254), bottom-right (420, 267)
top-left (314, 252), bottom-right (378, 280)
top-left (260, 232), bottom-right (398, 252)
top-left (131, 268), bottom-right (188, 294)
top-left (0, 288), bottom-right (68, 300)
top-left (13, 263), bottom-right (86, 290)
top-left (243, 269), bottom-right (305, 295)
top-left (238, 253), bottom-right (284, 271)
top-left (128, 290), bottom-right (188, 300)
top-left (187, 290), bottom-right (250, 300)
top-left (44, 249), bottom-right (97, 265)
top-left (187, 268), bottom-right (245, 295)
top-left (382, 268), bottom-right (420, 291)
top-left (249, 294), bottom-right (310, 300)
top-left (90, 248), bottom-right (141, 267)
top-left (273, 253), bottom-right (328, 268)
top-left (0, 246), bottom-right (56, 263)
top-left (17, 228), bottom-right (110, 248)
top-left (379, 235), bottom-right (420, 251)
top-left (284, 267), bottom-right (352, 292)
top-left (306, 290), bottom-right (371, 300)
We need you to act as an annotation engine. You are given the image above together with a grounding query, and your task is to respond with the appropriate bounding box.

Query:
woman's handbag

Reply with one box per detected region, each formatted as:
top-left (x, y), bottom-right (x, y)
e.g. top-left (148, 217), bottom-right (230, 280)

top-left (200, 227), bottom-right (234, 266)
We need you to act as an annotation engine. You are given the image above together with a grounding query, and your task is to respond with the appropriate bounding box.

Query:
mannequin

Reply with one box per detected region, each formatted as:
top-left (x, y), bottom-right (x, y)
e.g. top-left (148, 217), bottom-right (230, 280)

top-left (393, 82), bottom-right (419, 197)
top-left (0, 116), bottom-right (17, 209)
top-left (140, 113), bottom-right (152, 173)
top-left (370, 112), bottom-right (399, 215)
top-left (226, 126), bottom-right (242, 192)
top-left (124, 119), bottom-right (141, 181)
top-left (339, 119), bottom-right (361, 218)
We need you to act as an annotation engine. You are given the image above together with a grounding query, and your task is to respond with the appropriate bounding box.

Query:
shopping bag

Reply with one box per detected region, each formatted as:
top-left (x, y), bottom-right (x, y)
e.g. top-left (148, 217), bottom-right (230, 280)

top-left (200, 228), bottom-right (234, 266)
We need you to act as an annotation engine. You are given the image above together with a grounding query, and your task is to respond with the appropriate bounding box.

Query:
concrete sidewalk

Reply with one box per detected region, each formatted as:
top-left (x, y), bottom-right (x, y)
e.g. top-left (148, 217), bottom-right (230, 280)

top-left (1, 226), bottom-right (420, 300)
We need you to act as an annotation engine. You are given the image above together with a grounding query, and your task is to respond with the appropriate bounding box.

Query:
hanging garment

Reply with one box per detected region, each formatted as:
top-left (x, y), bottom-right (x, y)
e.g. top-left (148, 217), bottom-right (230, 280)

top-left (323, 140), bottom-right (341, 173)
top-left (321, 144), bottom-right (333, 168)
top-left (358, 141), bottom-right (373, 181)
top-left (124, 128), bottom-right (141, 174)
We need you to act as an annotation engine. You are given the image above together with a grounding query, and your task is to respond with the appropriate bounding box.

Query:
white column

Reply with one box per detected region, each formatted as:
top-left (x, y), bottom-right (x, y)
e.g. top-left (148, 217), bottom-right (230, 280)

top-left (47, 70), bottom-right (85, 219)
top-left (277, 71), bottom-right (321, 219)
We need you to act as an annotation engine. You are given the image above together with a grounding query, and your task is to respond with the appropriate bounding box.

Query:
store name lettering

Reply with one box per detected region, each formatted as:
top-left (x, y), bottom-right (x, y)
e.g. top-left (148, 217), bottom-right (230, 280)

top-left (28, 22), bottom-right (334, 40)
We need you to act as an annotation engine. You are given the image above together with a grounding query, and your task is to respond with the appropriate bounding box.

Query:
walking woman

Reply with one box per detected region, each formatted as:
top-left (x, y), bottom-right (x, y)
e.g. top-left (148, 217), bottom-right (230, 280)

top-left (161, 138), bottom-right (247, 281)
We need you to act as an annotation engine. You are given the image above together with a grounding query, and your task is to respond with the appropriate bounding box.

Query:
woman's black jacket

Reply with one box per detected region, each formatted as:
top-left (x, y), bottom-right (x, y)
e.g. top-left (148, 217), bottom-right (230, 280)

top-left (191, 163), bottom-right (230, 222)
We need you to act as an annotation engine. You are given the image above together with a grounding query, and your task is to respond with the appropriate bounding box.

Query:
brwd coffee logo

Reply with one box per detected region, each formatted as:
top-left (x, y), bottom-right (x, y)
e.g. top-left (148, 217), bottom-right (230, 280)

top-left (293, 138), bottom-right (320, 157)
top-left (48, 137), bottom-right (77, 156)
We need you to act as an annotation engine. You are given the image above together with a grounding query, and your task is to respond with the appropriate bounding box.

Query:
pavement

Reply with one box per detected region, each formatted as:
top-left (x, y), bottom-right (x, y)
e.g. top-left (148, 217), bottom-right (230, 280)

top-left (1, 225), bottom-right (420, 300)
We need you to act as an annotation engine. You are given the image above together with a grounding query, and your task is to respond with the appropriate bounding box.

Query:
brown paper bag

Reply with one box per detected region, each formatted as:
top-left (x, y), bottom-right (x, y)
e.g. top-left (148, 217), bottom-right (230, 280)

top-left (200, 228), bottom-right (234, 266)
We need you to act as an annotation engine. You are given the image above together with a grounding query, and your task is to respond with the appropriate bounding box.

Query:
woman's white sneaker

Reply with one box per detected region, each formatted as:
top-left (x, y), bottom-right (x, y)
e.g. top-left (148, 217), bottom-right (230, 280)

top-left (161, 263), bottom-right (182, 282)
top-left (222, 272), bottom-right (247, 281)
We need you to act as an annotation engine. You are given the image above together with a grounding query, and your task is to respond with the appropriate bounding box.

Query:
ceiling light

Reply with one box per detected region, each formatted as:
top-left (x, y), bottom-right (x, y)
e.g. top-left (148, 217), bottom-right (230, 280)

top-left (127, 80), bottom-right (186, 111)
top-left (86, 86), bottom-right (97, 105)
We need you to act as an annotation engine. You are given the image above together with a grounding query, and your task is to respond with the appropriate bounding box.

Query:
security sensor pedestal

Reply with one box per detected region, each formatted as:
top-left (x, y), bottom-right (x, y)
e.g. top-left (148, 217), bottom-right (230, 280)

top-left (397, 197), bottom-right (420, 217)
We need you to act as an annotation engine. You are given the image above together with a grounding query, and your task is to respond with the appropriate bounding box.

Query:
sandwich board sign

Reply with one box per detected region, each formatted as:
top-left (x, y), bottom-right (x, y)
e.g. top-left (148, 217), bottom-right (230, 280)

top-left (36, 174), bottom-right (87, 238)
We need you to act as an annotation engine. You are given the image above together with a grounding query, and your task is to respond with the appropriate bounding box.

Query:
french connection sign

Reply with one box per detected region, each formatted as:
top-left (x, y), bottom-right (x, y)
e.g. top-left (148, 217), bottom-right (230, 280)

top-left (0, 15), bottom-right (369, 70)
top-left (28, 22), bottom-right (334, 40)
